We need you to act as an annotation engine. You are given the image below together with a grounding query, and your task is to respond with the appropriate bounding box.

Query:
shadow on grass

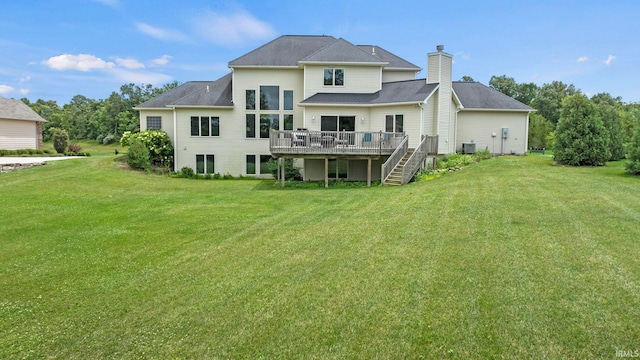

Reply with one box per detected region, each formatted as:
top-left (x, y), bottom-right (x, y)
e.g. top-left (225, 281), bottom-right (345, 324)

top-left (253, 179), bottom-right (381, 190)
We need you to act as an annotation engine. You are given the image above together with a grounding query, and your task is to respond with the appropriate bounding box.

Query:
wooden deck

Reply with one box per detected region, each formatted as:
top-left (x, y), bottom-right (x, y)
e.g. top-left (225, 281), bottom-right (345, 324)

top-left (269, 130), bottom-right (404, 158)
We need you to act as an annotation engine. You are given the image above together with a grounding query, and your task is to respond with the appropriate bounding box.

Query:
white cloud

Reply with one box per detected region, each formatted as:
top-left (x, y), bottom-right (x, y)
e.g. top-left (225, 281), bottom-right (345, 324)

top-left (43, 54), bottom-right (115, 72)
top-left (19, 88), bottom-right (29, 95)
top-left (149, 55), bottom-right (172, 67)
top-left (20, 75), bottom-right (31, 82)
top-left (604, 55), bottom-right (616, 65)
top-left (192, 9), bottom-right (276, 46)
top-left (455, 51), bottom-right (470, 61)
top-left (136, 23), bottom-right (189, 42)
top-left (577, 56), bottom-right (589, 63)
top-left (115, 57), bottom-right (145, 69)
top-left (0, 84), bottom-right (14, 94)
top-left (110, 68), bottom-right (173, 85)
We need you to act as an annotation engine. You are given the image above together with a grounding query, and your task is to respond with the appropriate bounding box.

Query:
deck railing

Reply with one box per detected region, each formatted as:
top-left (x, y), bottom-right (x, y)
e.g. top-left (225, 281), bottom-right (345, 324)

top-left (401, 135), bottom-right (439, 184)
top-left (269, 130), bottom-right (404, 156)
top-left (381, 135), bottom-right (409, 183)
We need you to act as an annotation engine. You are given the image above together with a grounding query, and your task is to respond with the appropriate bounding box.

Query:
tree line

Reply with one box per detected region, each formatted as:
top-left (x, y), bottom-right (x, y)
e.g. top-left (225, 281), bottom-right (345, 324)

top-left (482, 75), bottom-right (640, 153)
top-left (21, 82), bottom-right (179, 143)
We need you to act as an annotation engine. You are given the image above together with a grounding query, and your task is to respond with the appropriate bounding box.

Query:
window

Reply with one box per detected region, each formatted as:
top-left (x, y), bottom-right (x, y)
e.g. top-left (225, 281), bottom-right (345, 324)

top-left (385, 114), bottom-right (404, 133)
top-left (246, 114), bottom-right (256, 138)
top-left (283, 114), bottom-right (294, 131)
top-left (260, 86), bottom-right (279, 110)
top-left (259, 114), bottom-right (279, 138)
top-left (200, 117), bottom-right (209, 136)
top-left (191, 117), bottom-right (199, 136)
top-left (321, 115), bottom-right (355, 132)
top-left (191, 116), bottom-right (220, 136)
top-left (260, 155), bottom-right (273, 174)
top-left (321, 116), bottom-right (337, 131)
top-left (246, 90), bottom-right (255, 110)
top-left (246, 155), bottom-right (256, 174)
top-left (324, 68), bottom-right (344, 86)
top-left (196, 154), bottom-right (215, 174)
top-left (210, 117), bottom-right (220, 136)
top-left (146, 116), bottom-right (161, 130)
top-left (284, 90), bottom-right (293, 110)
top-left (328, 159), bottom-right (348, 179)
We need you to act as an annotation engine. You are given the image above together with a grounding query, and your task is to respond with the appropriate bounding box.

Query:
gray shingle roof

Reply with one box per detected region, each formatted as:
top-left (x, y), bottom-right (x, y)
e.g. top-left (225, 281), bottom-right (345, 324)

top-left (228, 35), bottom-right (337, 67)
top-left (0, 96), bottom-right (47, 122)
top-left (302, 38), bottom-right (385, 64)
top-left (135, 73), bottom-right (233, 108)
top-left (300, 80), bottom-right (438, 105)
top-left (228, 35), bottom-right (419, 69)
top-left (357, 45), bottom-right (421, 70)
top-left (452, 81), bottom-right (532, 111)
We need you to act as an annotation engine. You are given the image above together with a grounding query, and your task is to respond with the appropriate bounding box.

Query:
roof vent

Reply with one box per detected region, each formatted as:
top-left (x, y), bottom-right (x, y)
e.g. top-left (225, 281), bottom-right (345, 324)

top-left (206, 85), bottom-right (210, 93)
top-left (371, 46), bottom-right (376, 56)
top-left (436, 45), bottom-right (444, 52)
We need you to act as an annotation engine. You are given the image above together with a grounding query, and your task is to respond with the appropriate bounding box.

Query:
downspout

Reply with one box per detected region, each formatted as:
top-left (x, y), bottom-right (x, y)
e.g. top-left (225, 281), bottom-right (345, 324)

top-left (172, 106), bottom-right (177, 172)
top-left (419, 102), bottom-right (424, 137)
top-left (302, 64), bottom-right (307, 129)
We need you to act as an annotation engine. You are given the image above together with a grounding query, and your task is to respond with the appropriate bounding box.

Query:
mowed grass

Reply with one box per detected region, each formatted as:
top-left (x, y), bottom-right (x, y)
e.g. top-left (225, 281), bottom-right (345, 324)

top-left (1, 150), bottom-right (639, 359)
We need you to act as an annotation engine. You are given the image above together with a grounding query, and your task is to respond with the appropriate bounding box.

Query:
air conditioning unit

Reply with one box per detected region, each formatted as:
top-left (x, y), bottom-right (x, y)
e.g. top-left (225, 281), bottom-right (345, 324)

top-left (462, 142), bottom-right (476, 154)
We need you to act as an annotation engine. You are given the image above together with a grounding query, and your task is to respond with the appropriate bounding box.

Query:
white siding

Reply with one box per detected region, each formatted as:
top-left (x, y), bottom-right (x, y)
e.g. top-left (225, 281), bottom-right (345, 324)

top-left (169, 67), bottom-right (307, 177)
top-left (303, 104), bottom-right (422, 148)
top-left (174, 108), bottom-right (269, 177)
top-left (382, 70), bottom-right (418, 83)
top-left (0, 118), bottom-right (37, 150)
top-left (302, 107), bottom-right (370, 132)
top-left (422, 95), bottom-right (437, 136)
top-left (456, 111), bottom-right (529, 155)
top-left (370, 105), bottom-right (422, 148)
top-left (427, 51), bottom-right (454, 154)
top-left (304, 65), bottom-right (382, 97)
top-left (139, 110), bottom-right (175, 141)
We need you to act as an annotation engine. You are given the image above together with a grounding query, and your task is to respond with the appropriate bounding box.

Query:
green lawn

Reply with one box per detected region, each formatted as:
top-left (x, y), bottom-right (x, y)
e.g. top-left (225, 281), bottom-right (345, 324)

top-left (1, 149), bottom-right (639, 359)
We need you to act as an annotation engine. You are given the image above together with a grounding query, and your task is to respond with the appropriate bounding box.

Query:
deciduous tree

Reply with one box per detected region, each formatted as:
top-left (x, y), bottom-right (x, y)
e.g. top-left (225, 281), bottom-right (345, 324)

top-left (554, 95), bottom-right (609, 166)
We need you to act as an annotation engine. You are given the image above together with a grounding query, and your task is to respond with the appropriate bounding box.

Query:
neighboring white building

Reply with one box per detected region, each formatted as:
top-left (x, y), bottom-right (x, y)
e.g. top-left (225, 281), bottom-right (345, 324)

top-left (0, 96), bottom-right (47, 150)
top-left (136, 35), bottom-right (532, 185)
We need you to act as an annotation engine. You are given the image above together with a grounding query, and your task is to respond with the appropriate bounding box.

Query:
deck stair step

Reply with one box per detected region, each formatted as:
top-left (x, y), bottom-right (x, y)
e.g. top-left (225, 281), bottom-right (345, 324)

top-left (383, 149), bottom-right (414, 185)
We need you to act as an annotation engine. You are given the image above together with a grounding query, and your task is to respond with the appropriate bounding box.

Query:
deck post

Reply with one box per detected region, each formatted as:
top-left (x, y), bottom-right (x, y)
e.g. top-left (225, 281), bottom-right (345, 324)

top-left (367, 158), bottom-right (372, 187)
top-left (280, 158), bottom-right (285, 188)
top-left (325, 158), bottom-right (329, 188)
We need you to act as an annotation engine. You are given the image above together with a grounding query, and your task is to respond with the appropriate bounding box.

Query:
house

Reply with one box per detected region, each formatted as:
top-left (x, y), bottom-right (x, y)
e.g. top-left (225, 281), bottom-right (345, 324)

top-left (136, 35), bottom-right (532, 185)
top-left (0, 96), bottom-right (47, 150)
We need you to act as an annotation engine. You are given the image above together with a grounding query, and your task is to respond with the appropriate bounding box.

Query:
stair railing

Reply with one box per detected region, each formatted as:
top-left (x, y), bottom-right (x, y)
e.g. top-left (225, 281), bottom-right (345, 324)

top-left (400, 135), bottom-right (438, 184)
top-left (381, 135), bottom-right (408, 184)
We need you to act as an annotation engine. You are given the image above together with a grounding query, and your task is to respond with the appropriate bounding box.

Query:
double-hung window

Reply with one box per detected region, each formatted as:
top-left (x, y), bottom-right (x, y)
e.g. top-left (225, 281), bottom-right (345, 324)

top-left (324, 68), bottom-right (344, 86)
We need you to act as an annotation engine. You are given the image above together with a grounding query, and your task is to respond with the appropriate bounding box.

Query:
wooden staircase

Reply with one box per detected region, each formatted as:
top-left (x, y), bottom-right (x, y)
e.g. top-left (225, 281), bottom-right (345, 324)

top-left (383, 149), bottom-right (414, 186)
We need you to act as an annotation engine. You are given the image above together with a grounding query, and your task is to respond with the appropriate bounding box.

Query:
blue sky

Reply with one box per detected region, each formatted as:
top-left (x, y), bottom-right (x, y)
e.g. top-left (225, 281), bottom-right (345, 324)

top-left (1, 0), bottom-right (639, 104)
